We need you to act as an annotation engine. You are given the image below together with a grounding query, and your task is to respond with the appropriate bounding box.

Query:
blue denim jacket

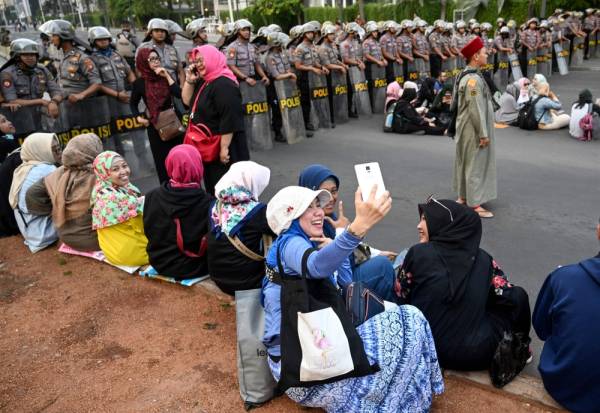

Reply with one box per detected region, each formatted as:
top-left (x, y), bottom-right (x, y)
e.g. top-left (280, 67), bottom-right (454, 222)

top-left (534, 97), bottom-right (562, 125)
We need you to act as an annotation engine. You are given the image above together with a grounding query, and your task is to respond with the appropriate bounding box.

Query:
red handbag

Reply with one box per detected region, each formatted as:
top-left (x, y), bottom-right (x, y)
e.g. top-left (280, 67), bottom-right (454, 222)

top-left (183, 81), bottom-right (221, 163)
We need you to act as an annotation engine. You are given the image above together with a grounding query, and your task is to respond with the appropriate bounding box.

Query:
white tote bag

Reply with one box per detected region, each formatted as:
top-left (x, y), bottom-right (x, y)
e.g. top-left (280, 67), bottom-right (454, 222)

top-left (297, 307), bottom-right (355, 382)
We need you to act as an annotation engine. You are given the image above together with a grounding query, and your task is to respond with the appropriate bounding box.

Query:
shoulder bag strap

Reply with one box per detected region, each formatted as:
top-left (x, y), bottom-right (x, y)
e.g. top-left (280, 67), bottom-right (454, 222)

top-left (189, 81), bottom-right (209, 121)
top-left (215, 200), bottom-right (264, 261)
top-left (533, 96), bottom-right (548, 123)
top-left (174, 217), bottom-right (207, 258)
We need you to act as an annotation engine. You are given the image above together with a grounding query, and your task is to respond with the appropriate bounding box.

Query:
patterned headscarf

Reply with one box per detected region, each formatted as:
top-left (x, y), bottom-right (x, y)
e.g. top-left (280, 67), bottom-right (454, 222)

top-left (211, 161), bottom-right (270, 237)
top-left (91, 151), bottom-right (142, 230)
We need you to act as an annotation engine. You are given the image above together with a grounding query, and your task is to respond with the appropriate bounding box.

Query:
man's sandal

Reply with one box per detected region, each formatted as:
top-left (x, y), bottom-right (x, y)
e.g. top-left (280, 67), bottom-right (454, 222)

top-left (473, 206), bottom-right (494, 219)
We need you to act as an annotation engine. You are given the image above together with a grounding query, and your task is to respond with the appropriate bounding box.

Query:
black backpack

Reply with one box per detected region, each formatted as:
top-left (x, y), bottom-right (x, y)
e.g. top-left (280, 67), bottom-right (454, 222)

top-left (517, 96), bottom-right (546, 130)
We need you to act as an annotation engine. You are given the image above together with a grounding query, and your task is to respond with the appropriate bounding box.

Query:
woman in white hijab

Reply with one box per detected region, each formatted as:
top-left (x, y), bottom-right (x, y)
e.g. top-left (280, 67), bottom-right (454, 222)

top-left (9, 133), bottom-right (61, 252)
top-left (207, 161), bottom-right (275, 296)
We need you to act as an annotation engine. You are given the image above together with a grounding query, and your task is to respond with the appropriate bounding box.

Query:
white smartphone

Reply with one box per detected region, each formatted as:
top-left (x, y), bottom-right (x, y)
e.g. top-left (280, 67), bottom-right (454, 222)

top-left (354, 162), bottom-right (386, 201)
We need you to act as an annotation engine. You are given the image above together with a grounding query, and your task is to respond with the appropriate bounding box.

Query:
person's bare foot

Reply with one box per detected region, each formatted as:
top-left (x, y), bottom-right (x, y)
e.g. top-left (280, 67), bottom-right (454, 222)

top-left (473, 206), bottom-right (494, 218)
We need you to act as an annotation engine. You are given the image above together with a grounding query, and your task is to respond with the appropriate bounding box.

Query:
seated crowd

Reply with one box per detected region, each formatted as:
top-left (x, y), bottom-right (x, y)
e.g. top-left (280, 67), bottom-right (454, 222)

top-left (385, 71), bottom-right (600, 141)
top-left (1, 128), bottom-right (598, 411)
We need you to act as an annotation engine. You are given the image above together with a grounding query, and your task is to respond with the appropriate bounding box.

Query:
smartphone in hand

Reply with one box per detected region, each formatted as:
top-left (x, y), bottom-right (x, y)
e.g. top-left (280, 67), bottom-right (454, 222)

top-left (354, 162), bottom-right (386, 202)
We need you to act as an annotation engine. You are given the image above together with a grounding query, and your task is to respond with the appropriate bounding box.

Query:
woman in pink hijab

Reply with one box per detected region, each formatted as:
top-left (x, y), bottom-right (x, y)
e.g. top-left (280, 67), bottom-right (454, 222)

top-left (182, 45), bottom-right (249, 195)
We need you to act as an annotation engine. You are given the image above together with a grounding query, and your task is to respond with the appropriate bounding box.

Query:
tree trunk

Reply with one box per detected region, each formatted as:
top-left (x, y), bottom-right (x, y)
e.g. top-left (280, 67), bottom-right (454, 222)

top-left (357, 0), bottom-right (365, 22)
top-left (527, 0), bottom-right (535, 18)
top-left (440, 0), bottom-right (446, 20)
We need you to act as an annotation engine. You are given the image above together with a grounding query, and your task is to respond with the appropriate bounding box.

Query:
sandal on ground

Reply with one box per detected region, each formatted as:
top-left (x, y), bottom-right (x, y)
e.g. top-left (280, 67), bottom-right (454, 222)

top-left (473, 206), bottom-right (494, 219)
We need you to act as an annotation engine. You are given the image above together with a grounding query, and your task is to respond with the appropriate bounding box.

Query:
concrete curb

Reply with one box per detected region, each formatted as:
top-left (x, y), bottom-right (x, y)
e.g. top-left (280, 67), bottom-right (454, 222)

top-left (569, 65), bottom-right (600, 71)
top-left (446, 370), bottom-right (563, 410)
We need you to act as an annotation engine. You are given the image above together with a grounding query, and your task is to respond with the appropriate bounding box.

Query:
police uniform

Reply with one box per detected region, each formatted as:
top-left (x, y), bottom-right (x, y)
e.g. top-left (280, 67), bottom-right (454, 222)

top-left (294, 40), bottom-right (322, 128)
top-left (362, 36), bottom-right (385, 109)
top-left (58, 48), bottom-right (103, 130)
top-left (340, 37), bottom-right (360, 116)
top-left (380, 31), bottom-right (398, 82)
top-left (453, 32), bottom-right (469, 69)
top-left (318, 41), bottom-right (344, 123)
top-left (227, 39), bottom-right (258, 79)
top-left (396, 33), bottom-right (415, 80)
top-left (520, 28), bottom-right (540, 75)
top-left (0, 63), bottom-right (62, 133)
top-left (429, 31), bottom-right (444, 77)
top-left (265, 49), bottom-right (291, 138)
top-left (137, 40), bottom-right (180, 82)
top-left (413, 31), bottom-right (430, 79)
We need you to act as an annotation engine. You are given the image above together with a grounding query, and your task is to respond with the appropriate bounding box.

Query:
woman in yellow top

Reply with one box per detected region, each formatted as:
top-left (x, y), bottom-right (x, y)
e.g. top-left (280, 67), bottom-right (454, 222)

top-left (91, 151), bottom-right (149, 266)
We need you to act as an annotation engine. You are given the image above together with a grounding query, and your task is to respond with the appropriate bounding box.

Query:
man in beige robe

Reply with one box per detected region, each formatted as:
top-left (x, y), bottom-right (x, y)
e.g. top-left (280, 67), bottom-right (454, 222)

top-left (453, 36), bottom-right (497, 218)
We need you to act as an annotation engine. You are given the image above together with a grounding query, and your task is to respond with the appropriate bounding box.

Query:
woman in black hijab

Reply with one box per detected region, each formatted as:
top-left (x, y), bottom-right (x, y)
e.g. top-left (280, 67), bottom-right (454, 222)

top-left (392, 87), bottom-right (446, 135)
top-left (396, 198), bottom-right (531, 370)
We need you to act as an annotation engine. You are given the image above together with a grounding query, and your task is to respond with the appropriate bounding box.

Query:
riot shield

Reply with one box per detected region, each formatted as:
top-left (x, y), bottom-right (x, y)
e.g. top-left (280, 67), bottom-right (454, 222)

top-left (592, 32), bottom-right (599, 58)
top-left (105, 97), bottom-right (157, 185)
top-left (369, 65), bottom-right (387, 114)
top-left (57, 95), bottom-right (111, 136)
top-left (308, 71), bottom-right (331, 129)
top-left (330, 70), bottom-right (349, 125)
top-left (508, 53), bottom-right (523, 81)
top-left (537, 47), bottom-right (548, 79)
top-left (553, 43), bottom-right (569, 75)
top-left (348, 66), bottom-right (372, 116)
top-left (494, 51), bottom-right (509, 90)
top-left (274, 79), bottom-right (306, 145)
top-left (1, 106), bottom-right (42, 136)
top-left (571, 36), bottom-right (584, 67)
top-left (526, 49), bottom-right (537, 79)
top-left (545, 47), bottom-right (553, 78)
top-left (405, 59), bottom-right (418, 83)
top-left (239, 81), bottom-right (274, 151)
top-left (446, 56), bottom-right (457, 77)
top-left (441, 57), bottom-right (453, 78)
top-left (392, 61), bottom-right (404, 84)
top-left (455, 56), bottom-right (466, 75)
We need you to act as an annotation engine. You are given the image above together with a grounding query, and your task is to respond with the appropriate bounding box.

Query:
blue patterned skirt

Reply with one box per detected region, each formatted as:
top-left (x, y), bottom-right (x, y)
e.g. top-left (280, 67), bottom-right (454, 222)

top-left (269, 305), bottom-right (444, 413)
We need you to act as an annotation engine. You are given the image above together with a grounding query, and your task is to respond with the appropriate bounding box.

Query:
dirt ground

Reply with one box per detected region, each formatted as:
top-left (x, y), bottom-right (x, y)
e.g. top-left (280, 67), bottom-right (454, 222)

top-left (0, 236), bottom-right (563, 413)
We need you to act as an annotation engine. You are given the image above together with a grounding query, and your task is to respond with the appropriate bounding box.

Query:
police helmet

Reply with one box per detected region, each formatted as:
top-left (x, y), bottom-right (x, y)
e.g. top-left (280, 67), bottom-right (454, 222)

top-left (471, 22), bottom-right (480, 30)
top-left (256, 26), bottom-right (271, 38)
top-left (445, 22), bottom-right (454, 32)
top-left (526, 17), bottom-right (539, 26)
top-left (301, 22), bottom-right (319, 35)
top-left (307, 21), bottom-right (321, 32)
top-left (267, 32), bottom-right (289, 48)
top-left (164, 19), bottom-right (184, 35)
top-left (500, 26), bottom-right (510, 34)
top-left (10, 38), bottom-right (39, 57)
top-left (267, 24), bottom-right (282, 33)
top-left (233, 19), bottom-right (253, 35)
top-left (88, 26), bottom-right (112, 44)
top-left (554, 8), bottom-right (563, 15)
top-left (496, 17), bottom-right (505, 24)
top-left (507, 19), bottom-right (516, 28)
top-left (147, 18), bottom-right (169, 33)
top-left (401, 20), bottom-right (415, 31)
top-left (43, 19), bottom-right (76, 40)
top-left (289, 25), bottom-right (302, 40)
top-left (540, 20), bottom-right (549, 29)
top-left (365, 21), bottom-right (378, 36)
top-left (434, 20), bottom-right (446, 29)
top-left (415, 19), bottom-right (428, 28)
top-left (381, 20), bottom-right (396, 32)
top-left (345, 22), bottom-right (360, 34)
top-left (321, 24), bottom-right (336, 37)
top-left (186, 18), bottom-right (208, 39)
top-left (455, 20), bottom-right (466, 30)
top-left (481, 22), bottom-right (492, 31)
top-left (217, 22), bottom-right (234, 37)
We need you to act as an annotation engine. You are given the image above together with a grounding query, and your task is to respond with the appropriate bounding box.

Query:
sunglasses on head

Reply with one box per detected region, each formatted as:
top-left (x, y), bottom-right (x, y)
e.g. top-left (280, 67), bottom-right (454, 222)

top-left (426, 194), bottom-right (454, 222)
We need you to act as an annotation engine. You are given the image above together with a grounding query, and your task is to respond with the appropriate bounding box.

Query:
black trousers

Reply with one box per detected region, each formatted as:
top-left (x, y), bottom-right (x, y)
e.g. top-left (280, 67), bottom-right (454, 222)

top-left (584, 30), bottom-right (591, 58)
top-left (325, 73), bottom-right (335, 123)
top-left (297, 71), bottom-right (312, 128)
top-left (365, 62), bottom-right (375, 109)
top-left (430, 55), bottom-right (442, 78)
top-left (147, 125), bottom-right (183, 184)
top-left (267, 81), bottom-right (282, 134)
top-left (488, 285), bottom-right (532, 337)
top-left (400, 122), bottom-right (446, 135)
top-left (346, 70), bottom-right (356, 116)
top-left (385, 62), bottom-right (396, 84)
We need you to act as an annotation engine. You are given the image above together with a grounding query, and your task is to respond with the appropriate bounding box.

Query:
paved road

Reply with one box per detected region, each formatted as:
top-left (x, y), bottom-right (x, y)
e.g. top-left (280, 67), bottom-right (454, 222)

top-left (10, 29), bottom-right (600, 377)
top-left (249, 64), bottom-right (600, 377)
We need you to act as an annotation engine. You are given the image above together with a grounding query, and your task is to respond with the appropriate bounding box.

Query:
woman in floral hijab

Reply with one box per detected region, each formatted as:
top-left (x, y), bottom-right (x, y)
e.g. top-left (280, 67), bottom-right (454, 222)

top-left (207, 161), bottom-right (274, 295)
top-left (91, 151), bottom-right (149, 266)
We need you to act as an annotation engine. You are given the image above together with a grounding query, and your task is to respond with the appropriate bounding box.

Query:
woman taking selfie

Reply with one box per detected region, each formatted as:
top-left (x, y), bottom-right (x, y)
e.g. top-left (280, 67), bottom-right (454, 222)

top-left (130, 48), bottom-right (184, 183)
top-left (182, 45), bottom-right (249, 195)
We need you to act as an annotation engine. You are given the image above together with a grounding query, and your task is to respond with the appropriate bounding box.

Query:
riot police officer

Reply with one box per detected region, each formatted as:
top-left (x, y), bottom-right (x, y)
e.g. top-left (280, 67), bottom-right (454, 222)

top-left (186, 18), bottom-right (209, 47)
top-left (0, 38), bottom-right (62, 134)
top-left (412, 19), bottom-right (431, 80)
top-left (226, 19), bottom-right (270, 86)
top-left (453, 20), bottom-right (469, 71)
top-left (138, 18), bottom-right (184, 85)
top-left (339, 22), bottom-right (363, 118)
top-left (265, 32), bottom-right (296, 142)
top-left (397, 20), bottom-right (416, 81)
top-left (318, 24), bottom-right (347, 125)
top-left (379, 21), bottom-right (402, 84)
top-left (294, 22), bottom-right (328, 134)
top-left (164, 19), bottom-right (184, 43)
top-left (89, 27), bottom-right (135, 104)
top-left (46, 19), bottom-right (102, 131)
top-left (429, 20), bottom-right (447, 78)
top-left (116, 20), bottom-right (138, 68)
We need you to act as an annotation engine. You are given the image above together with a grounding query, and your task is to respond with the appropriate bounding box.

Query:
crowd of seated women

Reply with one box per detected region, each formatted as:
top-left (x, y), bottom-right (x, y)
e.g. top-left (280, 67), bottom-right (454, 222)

top-left (0, 131), bottom-right (598, 412)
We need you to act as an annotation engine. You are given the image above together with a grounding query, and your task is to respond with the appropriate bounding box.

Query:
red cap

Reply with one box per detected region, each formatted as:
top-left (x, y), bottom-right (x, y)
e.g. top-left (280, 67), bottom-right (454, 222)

top-left (461, 36), bottom-right (484, 61)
